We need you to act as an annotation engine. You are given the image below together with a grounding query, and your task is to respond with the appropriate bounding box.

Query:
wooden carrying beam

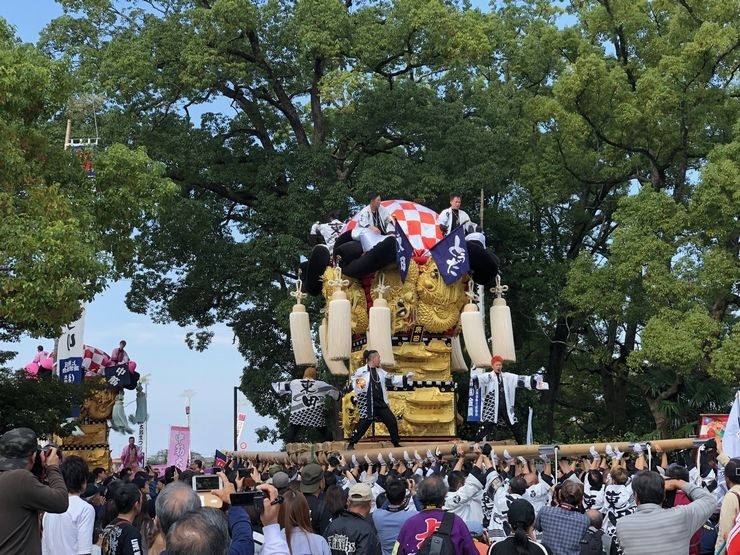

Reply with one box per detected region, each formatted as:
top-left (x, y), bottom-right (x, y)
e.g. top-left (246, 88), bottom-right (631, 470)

top-left (227, 437), bottom-right (706, 466)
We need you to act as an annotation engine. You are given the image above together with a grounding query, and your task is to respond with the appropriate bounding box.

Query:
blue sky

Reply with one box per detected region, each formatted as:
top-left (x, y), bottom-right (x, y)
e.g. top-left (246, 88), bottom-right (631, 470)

top-left (0, 1), bottom-right (276, 461)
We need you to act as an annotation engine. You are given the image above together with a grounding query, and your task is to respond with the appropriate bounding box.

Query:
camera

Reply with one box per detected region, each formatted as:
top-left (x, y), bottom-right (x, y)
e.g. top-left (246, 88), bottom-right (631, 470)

top-left (230, 490), bottom-right (266, 513)
top-left (237, 468), bottom-right (250, 479)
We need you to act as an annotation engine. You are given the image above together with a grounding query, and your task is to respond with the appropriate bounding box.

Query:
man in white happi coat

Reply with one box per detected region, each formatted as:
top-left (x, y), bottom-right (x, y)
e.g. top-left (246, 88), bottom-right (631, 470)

top-left (272, 366), bottom-right (339, 443)
top-left (473, 355), bottom-right (548, 444)
top-left (437, 192), bottom-right (485, 246)
top-left (309, 210), bottom-right (345, 254)
top-left (347, 350), bottom-right (412, 449)
top-left (352, 192), bottom-right (394, 252)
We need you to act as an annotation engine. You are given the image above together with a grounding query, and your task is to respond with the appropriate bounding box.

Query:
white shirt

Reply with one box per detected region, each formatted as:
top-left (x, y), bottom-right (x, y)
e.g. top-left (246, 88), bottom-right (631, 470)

top-left (42, 494), bottom-right (95, 555)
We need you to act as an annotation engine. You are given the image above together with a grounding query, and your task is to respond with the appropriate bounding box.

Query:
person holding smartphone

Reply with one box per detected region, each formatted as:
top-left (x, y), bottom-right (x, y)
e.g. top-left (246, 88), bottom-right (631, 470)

top-left (0, 427), bottom-right (69, 555)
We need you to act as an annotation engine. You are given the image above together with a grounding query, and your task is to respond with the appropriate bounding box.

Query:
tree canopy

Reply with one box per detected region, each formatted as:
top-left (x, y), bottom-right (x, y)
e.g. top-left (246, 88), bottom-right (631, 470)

top-left (14, 0), bottom-right (740, 442)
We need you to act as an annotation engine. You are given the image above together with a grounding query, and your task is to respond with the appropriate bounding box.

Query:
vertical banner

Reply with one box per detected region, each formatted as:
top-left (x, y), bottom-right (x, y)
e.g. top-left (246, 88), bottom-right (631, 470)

top-left (58, 308), bottom-right (86, 361)
top-left (236, 413), bottom-right (247, 450)
top-left (467, 370), bottom-right (482, 423)
top-left (58, 308), bottom-right (86, 416)
top-left (166, 426), bottom-right (191, 470)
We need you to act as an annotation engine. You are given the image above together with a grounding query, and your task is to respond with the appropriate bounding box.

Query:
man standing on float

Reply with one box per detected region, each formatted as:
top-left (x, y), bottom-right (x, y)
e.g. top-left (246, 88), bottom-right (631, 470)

top-left (347, 350), bottom-right (412, 449)
top-left (473, 355), bottom-right (548, 444)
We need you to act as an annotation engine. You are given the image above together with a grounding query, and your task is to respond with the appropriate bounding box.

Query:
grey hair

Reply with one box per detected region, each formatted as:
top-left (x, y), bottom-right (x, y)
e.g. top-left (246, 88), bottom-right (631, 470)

top-left (155, 481), bottom-right (201, 535)
top-left (166, 508), bottom-right (229, 555)
top-left (417, 474), bottom-right (448, 508)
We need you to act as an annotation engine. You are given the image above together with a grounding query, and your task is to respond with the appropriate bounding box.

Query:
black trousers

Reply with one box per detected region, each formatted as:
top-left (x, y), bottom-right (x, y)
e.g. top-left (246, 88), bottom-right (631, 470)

top-left (349, 405), bottom-right (401, 446)
top-left (285, 424), bottom-right (331, 443)
top-left (476, 417), bottom-right (525, 445)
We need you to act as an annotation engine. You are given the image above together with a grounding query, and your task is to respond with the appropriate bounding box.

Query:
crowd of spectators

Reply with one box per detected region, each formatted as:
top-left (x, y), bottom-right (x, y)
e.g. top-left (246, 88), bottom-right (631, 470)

top-left (1, 427), bottom-right (737, 555)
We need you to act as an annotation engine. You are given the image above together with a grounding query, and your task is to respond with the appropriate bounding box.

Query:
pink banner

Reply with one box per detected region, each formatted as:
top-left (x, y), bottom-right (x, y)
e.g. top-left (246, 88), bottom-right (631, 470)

top-left (166, 426), bottom-right (190, 470)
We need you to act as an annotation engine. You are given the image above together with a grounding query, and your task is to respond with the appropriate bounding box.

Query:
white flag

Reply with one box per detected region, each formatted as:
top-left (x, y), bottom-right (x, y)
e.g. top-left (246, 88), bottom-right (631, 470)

top-left (723, 392), bottom-right (740, 458)
top-left (57, 307), bottom-right (86, 360)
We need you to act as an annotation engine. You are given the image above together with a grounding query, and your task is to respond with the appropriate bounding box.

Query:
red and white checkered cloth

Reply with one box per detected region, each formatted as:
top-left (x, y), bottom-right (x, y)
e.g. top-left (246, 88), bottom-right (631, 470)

top-left (82, 345), bottom-right (111, 376)
top-left (344, 200), bottom-right (442, 257)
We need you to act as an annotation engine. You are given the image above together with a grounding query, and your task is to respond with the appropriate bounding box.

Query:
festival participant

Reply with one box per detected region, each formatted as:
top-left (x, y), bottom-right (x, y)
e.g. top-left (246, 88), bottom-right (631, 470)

top-left (352, 192), bottom-right (394, 252)
top-left (346, 350), bottom-right (413, 449)
top-left (110, 340), bottom-right (130, 364)
top-left (473, 355), bottom-right (548, 444)
top-left (272, 367), bottom-right (339, 443)
top-left (444, 441), bottom-right (487, 523)
top-left (33, 345), bottom-right (49, 364)
top-left (0, 428), bottom-right (68, 555)
top-left (310, 210), bottom-right (345, 254)
top-left (120, 437), bottom-right (144, 473)
top-left (437, 192), bottom-right (478, 238)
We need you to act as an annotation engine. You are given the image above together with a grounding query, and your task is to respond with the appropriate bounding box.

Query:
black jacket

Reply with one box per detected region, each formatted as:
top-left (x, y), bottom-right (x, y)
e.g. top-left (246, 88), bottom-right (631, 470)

top-left (325, 509), bottom-right (381, 555)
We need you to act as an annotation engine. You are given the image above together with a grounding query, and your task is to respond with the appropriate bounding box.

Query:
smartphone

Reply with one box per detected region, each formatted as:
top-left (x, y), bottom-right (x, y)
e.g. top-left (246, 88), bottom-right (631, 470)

top-left (230, 490), bottom-right (265, 513)
top-left (237, 468), bottom-right (249, 479)
top-left (192, 475), bottom-right (222, 492)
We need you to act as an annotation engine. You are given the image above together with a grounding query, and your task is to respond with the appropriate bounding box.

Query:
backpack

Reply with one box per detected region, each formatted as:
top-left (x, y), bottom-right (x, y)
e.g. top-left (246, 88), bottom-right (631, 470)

top-left (417, 511), bottom-right (456, 555)
top-left (579, 527), bottom-right (606, 555)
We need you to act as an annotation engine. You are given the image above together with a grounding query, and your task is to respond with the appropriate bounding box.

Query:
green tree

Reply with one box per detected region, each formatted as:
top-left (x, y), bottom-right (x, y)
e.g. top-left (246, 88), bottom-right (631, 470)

top-left (0, 18), bottom-right (176, 342)
top-left (40, 0), bottom-right (740, 444)
top-left (0, 369), bottom-right (100, 436)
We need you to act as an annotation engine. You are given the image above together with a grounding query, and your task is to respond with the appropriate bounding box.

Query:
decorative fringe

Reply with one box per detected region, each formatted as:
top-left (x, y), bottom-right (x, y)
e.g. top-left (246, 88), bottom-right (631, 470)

top-left (450, 336), bottom-right (467, 372)
top-left (319, 318), bottom-right (348, 376)
top-left (290, 305), bottom-right (317, 366)
top-left (326, 268), bottom-right (351, 361)
top-left (460, 303), bottom-right (492, 368)
top-left (490, 274), bottom-right (516, 362)
top-left (131, 385), bottom-right (148, 424)
top-left (289, 276), bottom-right (317, 366)
top-left (111, 393), bottom-right (134, 434)
top-left (368, 275), bottom-right (395, 367)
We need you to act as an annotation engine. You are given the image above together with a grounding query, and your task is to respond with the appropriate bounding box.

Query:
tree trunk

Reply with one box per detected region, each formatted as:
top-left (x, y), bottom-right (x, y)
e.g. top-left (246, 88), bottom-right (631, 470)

top-left (544, 315), bottom-right (570, 440)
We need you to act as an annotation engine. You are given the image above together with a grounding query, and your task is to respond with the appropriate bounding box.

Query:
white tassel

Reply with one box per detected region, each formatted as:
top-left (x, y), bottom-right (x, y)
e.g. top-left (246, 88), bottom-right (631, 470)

top-left (489, 276), bottom-right (516, 362)
top-left (289, 277), bottom-right (317, 366)
top-left (367, 274), bottom-right (395, 367)
top-left (290, 305), bottom-right (317, 366)
top-left (326, 268), bottom-right (352, 361)
top-left (461, 303), bottom-right (492, 368)
top-left (319, 318), bottom-right (348, 376)
top-left (450, 335), bottom-right (467, 372)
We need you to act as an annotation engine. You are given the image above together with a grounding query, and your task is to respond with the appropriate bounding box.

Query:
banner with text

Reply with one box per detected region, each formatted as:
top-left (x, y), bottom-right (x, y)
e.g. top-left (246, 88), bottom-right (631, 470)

top-left (58, 307), bottom-right (86, 416)
top-left (166, 426), bottom-right (191, 470)
top-left (236, 413), bottom-right (247, 450)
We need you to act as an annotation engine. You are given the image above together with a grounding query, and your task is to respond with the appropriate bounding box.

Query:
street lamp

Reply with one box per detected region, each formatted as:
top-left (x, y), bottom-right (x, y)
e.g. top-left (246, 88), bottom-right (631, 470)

top-left (180, 389), bottom-right (196, 463)
top-left (180, 389), bottom-right (196, 429)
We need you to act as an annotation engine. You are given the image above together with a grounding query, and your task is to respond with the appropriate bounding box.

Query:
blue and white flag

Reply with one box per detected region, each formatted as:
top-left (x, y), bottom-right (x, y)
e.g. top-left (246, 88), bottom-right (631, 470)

top-left (724, 392), bottom-right (740, 458)
top-left (430, 225), bottom-right (469, 285)
top-left (395, 220), bottom-right (414, 283)
top-left (467, 368), bottom-right (482, 422)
